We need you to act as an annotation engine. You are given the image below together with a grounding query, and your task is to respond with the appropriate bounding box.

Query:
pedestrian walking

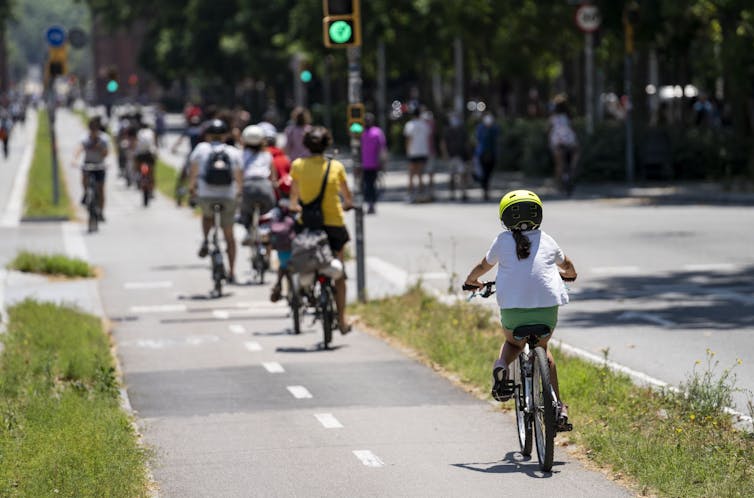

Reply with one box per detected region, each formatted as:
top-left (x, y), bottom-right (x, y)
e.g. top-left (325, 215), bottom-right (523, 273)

top-left (154, 104), bottom-right (167, 148)
top-left (441, 113), bottom-right (471, 201)
top-left (284, 107), bottom-right (311, 163)
top-left (360, 113), bottom-right (387, 214)
top-left (403, 107), bottom-right (431, 203)
top-left (474, 113), bottom-right (500, 201)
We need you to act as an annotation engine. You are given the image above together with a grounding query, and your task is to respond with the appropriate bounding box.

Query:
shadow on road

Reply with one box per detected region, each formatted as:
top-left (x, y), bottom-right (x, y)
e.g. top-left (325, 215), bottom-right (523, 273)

top-left (276, 343), bottom-right (347, 353)
top-left (567, 265), bottom-right (754, 330)
top-left (451, 451), bottom-right (563, 478)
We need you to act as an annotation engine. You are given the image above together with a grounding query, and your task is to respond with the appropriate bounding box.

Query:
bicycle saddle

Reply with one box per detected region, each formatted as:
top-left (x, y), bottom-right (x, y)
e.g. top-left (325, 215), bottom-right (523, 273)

top-left (512, 324), bottom-right (551, 341)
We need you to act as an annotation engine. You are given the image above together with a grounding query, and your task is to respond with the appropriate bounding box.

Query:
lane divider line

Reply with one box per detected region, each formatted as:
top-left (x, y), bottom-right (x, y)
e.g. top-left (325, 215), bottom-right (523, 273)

top-left (228, 324), bottom-right (246, 334)
top-left (244, 341), bottom-right (262, 352)
top-left (287, 385), bottom-right (313, 399)
top-left (314, 413), bottom-right (343, 429)
top-left (0, 113), bottom-right (37, 228)
top-left (124, 281), bottom-right (173, 289)
top-left (212, 310), bottom-right (230, 320)
top-left (262, 362), bottom-right (285, 373)
top-left (352, 450), bottom-right (384, 468)
top-left (130, 304), bottom-right (187, 313)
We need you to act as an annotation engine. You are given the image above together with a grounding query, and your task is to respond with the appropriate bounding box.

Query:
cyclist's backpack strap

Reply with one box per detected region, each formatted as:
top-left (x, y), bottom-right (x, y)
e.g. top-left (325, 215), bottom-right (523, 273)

top-left (300, 159), bottom-right (331, 230)
top-left (203, 145), bottom-right (234, 186)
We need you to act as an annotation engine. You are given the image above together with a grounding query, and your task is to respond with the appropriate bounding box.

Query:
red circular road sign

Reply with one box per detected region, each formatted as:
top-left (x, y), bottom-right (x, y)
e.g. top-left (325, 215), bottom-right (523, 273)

top-left (575, 4), bottom-right (601, 33)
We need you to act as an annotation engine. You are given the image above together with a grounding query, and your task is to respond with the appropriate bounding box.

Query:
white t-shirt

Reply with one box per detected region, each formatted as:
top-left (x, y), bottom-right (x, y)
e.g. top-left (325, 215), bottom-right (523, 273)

top-left (80, 132), bottom-right (110, 168)
top-left (242, 149), bottom-right (273, 181)
top-left (403, 118), bottom-right (431, 157)
top-left (135, 127), bottom-right (156, 154)
top-left (190, 141), bottom-right (242, 199)
top-left (485, 229), bottom-right (569, 309)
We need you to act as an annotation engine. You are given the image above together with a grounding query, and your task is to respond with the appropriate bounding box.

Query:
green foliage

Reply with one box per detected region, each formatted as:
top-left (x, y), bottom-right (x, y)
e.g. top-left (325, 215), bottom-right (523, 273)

top-left (7, 0), bottom-right (91, 81)
top-left (354, 288), bottom-right (754, 497)
top-left (0, 301), bottom-right (150, 496)
top-left (8, 250), bottom-right (94, 278)
top-left (24, 110), bottom-right (74, 220)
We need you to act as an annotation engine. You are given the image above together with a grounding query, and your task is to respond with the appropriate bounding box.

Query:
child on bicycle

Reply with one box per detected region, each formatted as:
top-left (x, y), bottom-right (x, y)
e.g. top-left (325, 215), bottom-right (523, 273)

top-left (464, 190), bottom-right (577, 426)
top-left (268, 200), bottom-right (296, 302)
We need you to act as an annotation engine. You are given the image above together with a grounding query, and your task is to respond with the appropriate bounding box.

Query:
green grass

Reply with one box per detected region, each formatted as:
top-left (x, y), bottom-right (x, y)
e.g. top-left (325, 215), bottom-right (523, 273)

top-left (155, 157), bottom-right (179, 201)
top-left (8, 251), bottom-right (94, 278)
top-left (23, 109), bottom-right (74, 219)
top-left (0, 300), bottom-right (151, 497)
top-left (352, 287), bottom-right (754, 497)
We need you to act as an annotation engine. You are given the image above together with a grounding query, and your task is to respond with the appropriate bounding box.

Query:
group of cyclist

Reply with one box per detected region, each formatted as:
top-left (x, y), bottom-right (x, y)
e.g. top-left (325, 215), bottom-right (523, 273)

top-left (181, 112), bottom-right (353, 334)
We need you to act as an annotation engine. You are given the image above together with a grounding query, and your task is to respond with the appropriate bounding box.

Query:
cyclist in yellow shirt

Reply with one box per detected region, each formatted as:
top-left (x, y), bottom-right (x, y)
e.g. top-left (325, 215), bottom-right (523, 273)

top-left (289, 126), bottom-right (353, 334)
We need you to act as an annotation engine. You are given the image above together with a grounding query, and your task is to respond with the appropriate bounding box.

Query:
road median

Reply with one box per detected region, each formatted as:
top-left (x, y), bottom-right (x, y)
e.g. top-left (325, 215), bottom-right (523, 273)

top-left (0, 300), bottom-right (151, 496)
top-left (352, 287), bottom-right (754, 497)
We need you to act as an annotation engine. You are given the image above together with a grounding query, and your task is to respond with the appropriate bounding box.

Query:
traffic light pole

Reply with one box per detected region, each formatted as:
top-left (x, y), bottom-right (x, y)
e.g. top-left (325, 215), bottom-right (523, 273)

top-left (347, 47), bottom-right (366, 303)
top-left (47, 82), bottom-right (60, 206)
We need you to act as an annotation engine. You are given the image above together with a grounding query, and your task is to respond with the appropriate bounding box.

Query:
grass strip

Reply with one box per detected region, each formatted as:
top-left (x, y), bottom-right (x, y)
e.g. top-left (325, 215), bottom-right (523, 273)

top-left (352, 287), bottom-right (754, 497)
top-left (155, 157), bottom-right (179, 201)
top-left (0, 300), bottom-right (150, 497)
top-left (23, 109), bottom-right (74, 219)
top-left (7, 250), bottom-right (94, 278)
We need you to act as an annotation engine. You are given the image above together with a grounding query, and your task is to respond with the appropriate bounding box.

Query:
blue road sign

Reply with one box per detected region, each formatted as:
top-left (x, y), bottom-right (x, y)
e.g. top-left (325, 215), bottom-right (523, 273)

top-left (45, 25), bottom-right (66, 47)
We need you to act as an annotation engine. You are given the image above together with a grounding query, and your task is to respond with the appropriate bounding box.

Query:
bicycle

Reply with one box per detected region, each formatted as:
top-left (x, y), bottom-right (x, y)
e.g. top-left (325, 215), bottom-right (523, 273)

top-left (556, 144), bottom-right (577, 197)
top-left (293, 270), bottom-right (338, 348)
top-left (464, 281), bottom-right (573, 472)
top-left (208, 203), bottom-right (227, 298)
top-left (242, 203), bottom-right (271, 285)
top-left (82, 163), bottom-right (103, 233)
top-left (137, 157), bottom-right (154, 207)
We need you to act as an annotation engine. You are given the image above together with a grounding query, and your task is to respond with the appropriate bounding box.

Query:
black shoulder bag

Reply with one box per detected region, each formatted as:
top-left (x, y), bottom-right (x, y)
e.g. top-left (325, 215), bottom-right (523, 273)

top-left (300, 159), bottom-right (331, 230)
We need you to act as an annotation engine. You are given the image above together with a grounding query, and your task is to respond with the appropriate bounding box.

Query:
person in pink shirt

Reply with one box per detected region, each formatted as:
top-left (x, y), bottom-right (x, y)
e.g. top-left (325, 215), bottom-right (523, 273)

top-left (360, 113), bottom-right (387, 214)
top-left (283, 107), bottom-right (311, 163)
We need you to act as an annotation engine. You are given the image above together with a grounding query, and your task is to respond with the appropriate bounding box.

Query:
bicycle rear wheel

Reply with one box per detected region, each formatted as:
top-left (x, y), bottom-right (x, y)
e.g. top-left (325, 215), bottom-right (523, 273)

top-left (320, 282), bottom-right (335, 348)
top-left (287, 272), bottom-right (301, 334)
top-left (87, 187), bottom-right (98, 233)
top-left (512, 354), bottom-right (533, 456)
top-left (532, 346), bottom-right (556, 471)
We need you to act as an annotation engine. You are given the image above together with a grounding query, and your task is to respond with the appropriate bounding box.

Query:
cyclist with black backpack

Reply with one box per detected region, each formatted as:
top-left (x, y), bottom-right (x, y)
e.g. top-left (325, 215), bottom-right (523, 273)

top-left (289, 126), bottom-right (354, 334)
top-left (189, 119), bottom-right (244, 283)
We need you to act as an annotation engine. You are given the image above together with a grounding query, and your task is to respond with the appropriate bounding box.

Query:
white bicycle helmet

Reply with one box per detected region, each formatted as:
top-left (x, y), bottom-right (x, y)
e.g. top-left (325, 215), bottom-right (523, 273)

top-left (242, 124), bottom-right (264, 146)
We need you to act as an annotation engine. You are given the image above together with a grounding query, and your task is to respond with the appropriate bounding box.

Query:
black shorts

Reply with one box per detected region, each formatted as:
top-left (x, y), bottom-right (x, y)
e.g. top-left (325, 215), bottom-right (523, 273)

top-left (323, 225), bottom-right (350, 253)
top-left (85, 169), bottom-right (106, 183)
top-left (408, 156), bottom-right (428, 164)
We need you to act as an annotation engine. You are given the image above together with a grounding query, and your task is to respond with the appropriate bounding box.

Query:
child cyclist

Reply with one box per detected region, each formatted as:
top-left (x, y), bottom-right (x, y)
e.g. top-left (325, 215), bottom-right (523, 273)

top-left (464, 190), bottom-right (577, 426)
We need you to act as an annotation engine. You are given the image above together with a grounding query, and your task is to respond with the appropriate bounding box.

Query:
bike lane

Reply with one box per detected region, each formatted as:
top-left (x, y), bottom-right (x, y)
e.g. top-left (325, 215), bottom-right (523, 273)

top-left (50, 108), bottom-right (633, 497)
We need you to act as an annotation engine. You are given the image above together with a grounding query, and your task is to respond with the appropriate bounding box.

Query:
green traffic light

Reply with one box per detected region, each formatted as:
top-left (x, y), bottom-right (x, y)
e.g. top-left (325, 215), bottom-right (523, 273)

top-left (300, 70), bottom-right (312, 83)
top-left (329, 20), bottom-right (353, 44)
top-left (106, 80), bottom-right (119, 93)
top-left (349, 122), bottom-right (364, 134)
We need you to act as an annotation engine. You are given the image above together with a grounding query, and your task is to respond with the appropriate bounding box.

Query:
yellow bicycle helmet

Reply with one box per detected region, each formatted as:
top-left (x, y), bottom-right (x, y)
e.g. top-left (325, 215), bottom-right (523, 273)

top-left (498, 190), bottom-right (543, 230)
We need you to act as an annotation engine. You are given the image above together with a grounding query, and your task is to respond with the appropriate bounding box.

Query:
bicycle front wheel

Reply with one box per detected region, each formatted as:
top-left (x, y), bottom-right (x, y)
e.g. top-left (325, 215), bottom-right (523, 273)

top-left (532, 346), bottom-right (556, 471)
top-left (87, 188), bottom-right (98, 233)
top-left (512, 354), bottom-right (533, 456)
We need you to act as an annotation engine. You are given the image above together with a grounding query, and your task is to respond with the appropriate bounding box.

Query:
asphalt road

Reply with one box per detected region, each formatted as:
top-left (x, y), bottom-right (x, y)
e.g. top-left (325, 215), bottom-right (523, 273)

top-left (65, 115), bottom-right (637, 495)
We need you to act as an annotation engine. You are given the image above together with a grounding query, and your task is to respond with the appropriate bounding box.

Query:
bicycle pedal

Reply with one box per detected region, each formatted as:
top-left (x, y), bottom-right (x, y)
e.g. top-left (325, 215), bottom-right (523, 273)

top-left (557, 421), bottom-right (573, 432)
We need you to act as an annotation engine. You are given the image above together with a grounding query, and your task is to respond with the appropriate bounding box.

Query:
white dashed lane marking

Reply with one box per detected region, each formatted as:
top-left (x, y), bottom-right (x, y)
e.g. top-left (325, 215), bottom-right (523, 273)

top-left (244, 341), bottom-right (262, 352)
top-left (228, 324), bottom-right (246, 334)
top-left (124, 281), bottom-right (173, 289)
top-left (314, 413), bottom-right (343, 429)
top-left (130, 304), bottom-right (187, 313)
top-left (352, 450), bottom-right (384, 467)
top-left (262, 362), bottom-right (284, 373)
top-left (287, 386), bottom-right (313, 399)
top-left (213, 310), bottom-right (230, 320)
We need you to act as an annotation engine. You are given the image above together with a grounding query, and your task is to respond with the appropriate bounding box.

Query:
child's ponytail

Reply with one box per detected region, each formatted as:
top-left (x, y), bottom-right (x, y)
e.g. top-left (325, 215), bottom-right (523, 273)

top-left (512, 229), bottom-right (531, 260)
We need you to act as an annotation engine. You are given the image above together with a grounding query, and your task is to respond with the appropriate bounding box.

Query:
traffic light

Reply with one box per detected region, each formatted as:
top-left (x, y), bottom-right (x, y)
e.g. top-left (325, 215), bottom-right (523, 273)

top-left (47, 46), bottom-right (67, 78)
top-left (106, 67), bottom-right (119, 93)
top-left (347, 103), bottom-right (365, 134)
top-left (299, 60), bottom-right (313, 83)
top-left (323, 0), bottom-right (361, 48)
